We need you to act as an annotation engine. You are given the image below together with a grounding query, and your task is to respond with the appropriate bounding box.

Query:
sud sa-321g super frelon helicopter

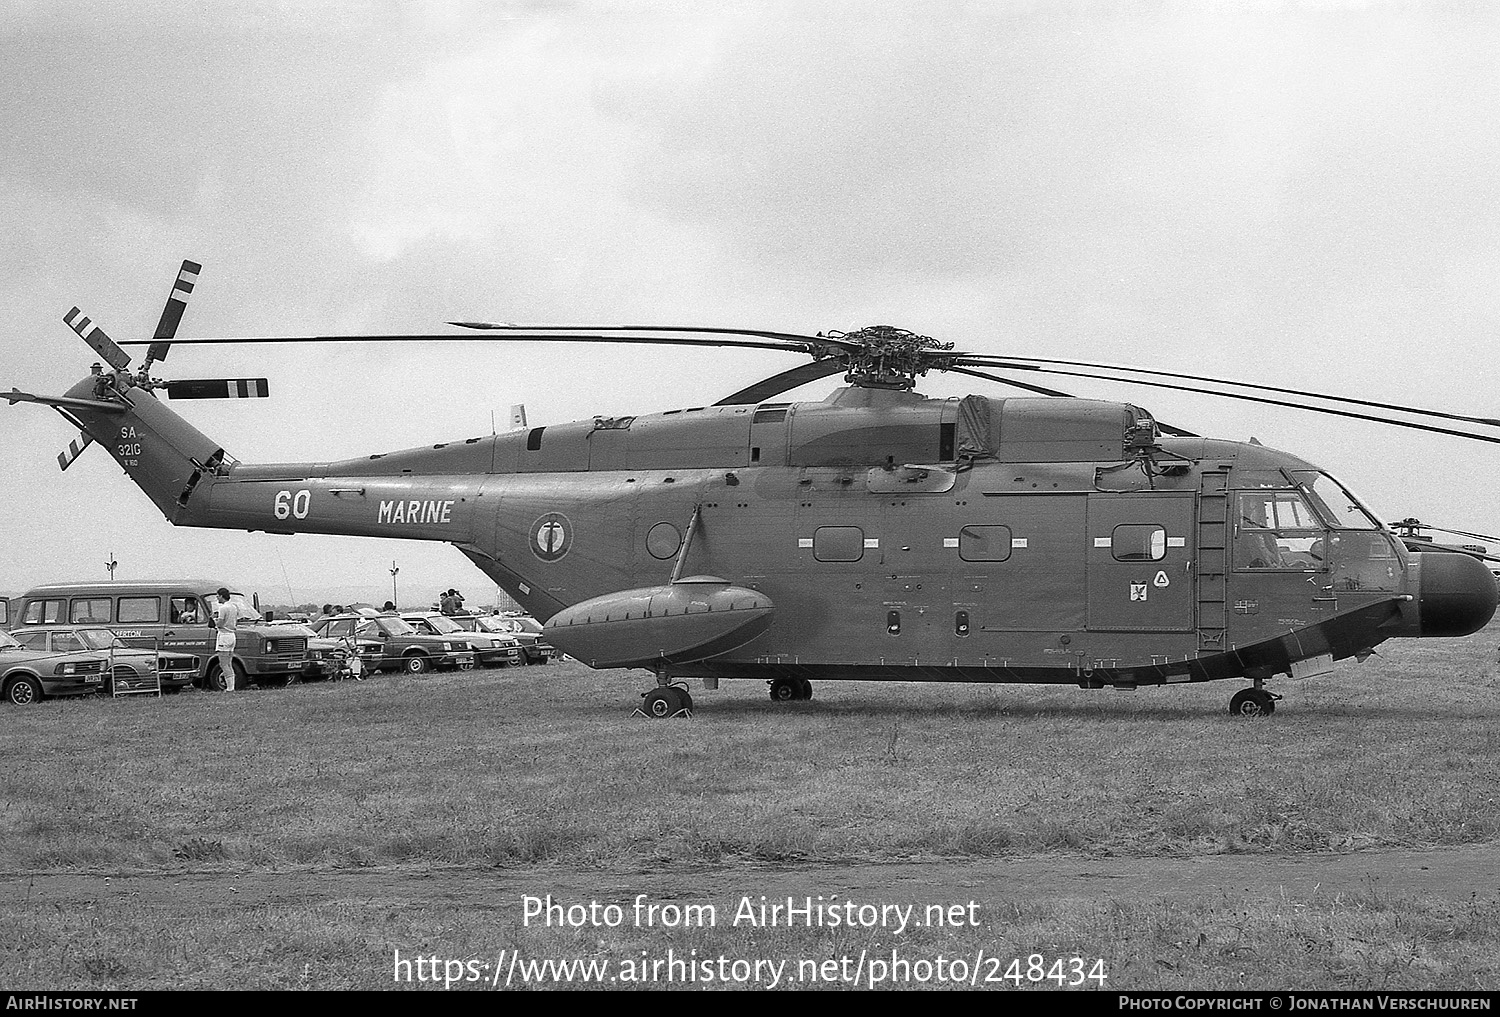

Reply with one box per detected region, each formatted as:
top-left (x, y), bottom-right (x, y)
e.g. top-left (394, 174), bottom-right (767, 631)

top-left (9, 261), bottom-right (1498, 717)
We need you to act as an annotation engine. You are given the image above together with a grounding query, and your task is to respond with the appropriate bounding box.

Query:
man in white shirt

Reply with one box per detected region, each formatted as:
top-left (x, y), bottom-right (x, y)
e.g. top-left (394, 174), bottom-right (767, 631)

top-left (212, 588), bottom-right (241, 691)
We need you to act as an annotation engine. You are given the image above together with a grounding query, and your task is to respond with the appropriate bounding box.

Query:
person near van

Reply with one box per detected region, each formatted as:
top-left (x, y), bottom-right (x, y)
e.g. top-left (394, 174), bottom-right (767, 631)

top-left (212, 587), bottom-right (241, 691)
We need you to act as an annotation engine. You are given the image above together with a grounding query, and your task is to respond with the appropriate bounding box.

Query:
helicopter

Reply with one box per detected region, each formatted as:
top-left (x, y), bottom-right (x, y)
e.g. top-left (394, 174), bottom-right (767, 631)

top-left (7, 260), bottom-right (1498, 718)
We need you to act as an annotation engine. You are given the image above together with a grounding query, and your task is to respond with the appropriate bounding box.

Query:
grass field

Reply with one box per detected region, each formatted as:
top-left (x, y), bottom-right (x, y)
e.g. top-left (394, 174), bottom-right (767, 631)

top-left (2, 624), bottom-right (1498, 990)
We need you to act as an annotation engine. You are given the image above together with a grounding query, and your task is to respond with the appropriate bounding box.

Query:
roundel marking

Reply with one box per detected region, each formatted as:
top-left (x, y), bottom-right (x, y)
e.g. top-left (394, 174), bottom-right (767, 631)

top-left (531, 512), bottom-right (573, 562)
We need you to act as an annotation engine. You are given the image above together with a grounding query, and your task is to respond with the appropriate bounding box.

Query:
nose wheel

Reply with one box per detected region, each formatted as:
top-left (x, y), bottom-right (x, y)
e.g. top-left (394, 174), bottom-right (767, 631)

top-left (1229, 687), bottom-right (1278, 717)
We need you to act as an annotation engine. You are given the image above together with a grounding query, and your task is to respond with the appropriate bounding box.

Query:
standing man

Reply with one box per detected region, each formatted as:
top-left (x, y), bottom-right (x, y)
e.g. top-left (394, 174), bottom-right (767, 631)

top-left (212, 587), bottom-right (241, 692)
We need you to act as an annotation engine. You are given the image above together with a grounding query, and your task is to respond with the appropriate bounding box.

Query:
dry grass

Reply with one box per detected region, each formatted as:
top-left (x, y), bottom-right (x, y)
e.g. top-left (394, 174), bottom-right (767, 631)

top-left (2, 625), bottom-right (1498, 990)
top-left (2, 626), bottom-right (1498, 870)
top-left (3, 880), bottom-right (1497, 990)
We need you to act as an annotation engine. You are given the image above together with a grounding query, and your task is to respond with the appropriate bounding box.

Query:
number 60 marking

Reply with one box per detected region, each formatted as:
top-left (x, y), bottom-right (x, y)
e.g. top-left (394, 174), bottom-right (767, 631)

top-left (274, 489), bottom-right (311, 520)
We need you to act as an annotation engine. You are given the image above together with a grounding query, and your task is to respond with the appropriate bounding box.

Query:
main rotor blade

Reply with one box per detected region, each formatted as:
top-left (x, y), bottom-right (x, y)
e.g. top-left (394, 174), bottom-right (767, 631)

top-left (142, 259), bottom-right (202, 370)
top-left (949, 366), bottom-right (1200, 437)
top-left (948, 365), bottom-right (1077, 399)
top-left (1402, 523), bottom-right (1500, 545)
top-left (959, 354), bottom-right (1500, 430)
top-left (714, 360), bottom-right (846, 405)
top-left (954, 361), bottom-right (1500, 446)
top-left (165, 378), bottom-right (269, 400)
top-left (451, 321), bottom-right (862, 352)
top-left (119, 332), bottom-right (815, 353)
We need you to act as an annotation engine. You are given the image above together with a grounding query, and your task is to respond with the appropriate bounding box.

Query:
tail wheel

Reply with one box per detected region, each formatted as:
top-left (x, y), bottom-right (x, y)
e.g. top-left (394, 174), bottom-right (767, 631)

top-left (769, 678), bottom-right (801, 702)
top-left (5, 675), bottom-right (42, 705)
top-left (1229, 688), bottom-right (1276, 717)
top-left (404, 654), bottom-right (430, 675)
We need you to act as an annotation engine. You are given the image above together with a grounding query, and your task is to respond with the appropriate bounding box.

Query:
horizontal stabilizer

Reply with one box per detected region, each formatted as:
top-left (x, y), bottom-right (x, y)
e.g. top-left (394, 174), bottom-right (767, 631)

top-left (57, 432), bottom-right (94, 471)
top-left (63, 307), bottom-right (132, 371)
top-left (165, 378), bottom-right (269, 400)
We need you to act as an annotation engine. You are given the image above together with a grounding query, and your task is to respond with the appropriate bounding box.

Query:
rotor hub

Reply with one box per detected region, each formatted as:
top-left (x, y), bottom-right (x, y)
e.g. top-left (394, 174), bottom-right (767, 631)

top-left (817, 325), bottom-right (957, 390)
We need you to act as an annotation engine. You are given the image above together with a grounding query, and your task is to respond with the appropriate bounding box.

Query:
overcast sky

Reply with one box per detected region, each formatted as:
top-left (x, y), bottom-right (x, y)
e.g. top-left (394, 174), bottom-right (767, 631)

top-left (2, 0), bottom-right (1498, 605)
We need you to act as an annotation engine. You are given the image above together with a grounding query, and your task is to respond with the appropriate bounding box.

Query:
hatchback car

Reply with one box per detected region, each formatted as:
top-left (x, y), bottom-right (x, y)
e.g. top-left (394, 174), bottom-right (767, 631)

top-left (309, 614), bottom-right (474, 675)
top-left (399, 612), bottom-right (521, 668)
top-left (457, 615), bottom-right (561, 664)
top-left (12, 626), bottom-right (201, 694)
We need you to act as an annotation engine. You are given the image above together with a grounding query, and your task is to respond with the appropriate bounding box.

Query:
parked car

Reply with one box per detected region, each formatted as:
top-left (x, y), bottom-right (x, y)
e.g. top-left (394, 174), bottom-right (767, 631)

top-left (399, 611), bottom-right (522, 668)
top-left (308, 614), bottom-right (474, 675)
top-left (2, 628), bottom-right (106, 703)
top-left (10, 580), bottom-right (309, 689)
top-left (10, 626), bottom-right (201, 694)
top-left (456, 614), bottom-right (561, 664)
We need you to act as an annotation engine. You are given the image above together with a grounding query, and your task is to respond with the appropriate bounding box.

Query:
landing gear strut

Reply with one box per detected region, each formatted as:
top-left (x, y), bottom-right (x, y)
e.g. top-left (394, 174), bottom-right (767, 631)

top-left (1229, 681), bottom-right (1279, 717)
top-left (769, 678), bottom-right (812, 702)
top-left (639, 681), bottom-right (693, 718)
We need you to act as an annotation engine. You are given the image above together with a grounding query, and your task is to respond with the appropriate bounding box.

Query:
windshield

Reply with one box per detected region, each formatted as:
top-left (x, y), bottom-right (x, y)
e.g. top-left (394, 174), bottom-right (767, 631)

top-left (419, 615), bottom-right (463, 634)
top-left (376, 617), bottom-right (417, 637)
top-left (76, 629), bottom-right (126, 650)
top-left (1292, 471), bottom-right (1381, 530)
top-left (449, 617), bottom-right (479, 631)
top-left (204, 592), bottom-right (262, 624)
top-left (474, 617), bottom-right (509, 633)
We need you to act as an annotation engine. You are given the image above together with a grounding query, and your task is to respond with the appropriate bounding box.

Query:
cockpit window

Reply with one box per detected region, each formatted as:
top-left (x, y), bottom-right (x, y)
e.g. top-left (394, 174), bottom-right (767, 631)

top-left (1235, 490), bottom-right (1325, 571)
top-left (1292, 471), bottom-right (1381, 531)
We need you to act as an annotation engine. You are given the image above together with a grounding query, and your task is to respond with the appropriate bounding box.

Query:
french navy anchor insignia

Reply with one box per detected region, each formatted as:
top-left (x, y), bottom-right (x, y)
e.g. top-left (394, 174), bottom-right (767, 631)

top-left (531, 512), bottom-right (573, 562)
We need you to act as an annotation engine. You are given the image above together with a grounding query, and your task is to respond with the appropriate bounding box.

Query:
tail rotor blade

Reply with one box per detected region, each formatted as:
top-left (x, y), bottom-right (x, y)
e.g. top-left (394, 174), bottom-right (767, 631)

top-left (165, 378), bottom-right (270, 400)
top-left (143, 260), bottom-right (202, 370)
top-left (63, 307), bottom-right (131, 371)
top-left (57, 431), bottom-right (94, 471)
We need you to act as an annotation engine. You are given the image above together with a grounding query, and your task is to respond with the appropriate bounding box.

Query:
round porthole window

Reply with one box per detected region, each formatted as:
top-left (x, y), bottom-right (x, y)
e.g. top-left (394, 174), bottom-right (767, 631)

top-left (647, 521), bottom-right (682, 560)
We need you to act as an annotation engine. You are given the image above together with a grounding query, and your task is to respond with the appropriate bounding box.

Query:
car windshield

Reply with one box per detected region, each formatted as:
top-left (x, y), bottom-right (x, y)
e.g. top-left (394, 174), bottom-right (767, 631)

top-left (377, 617), bottom-right (417, 637)
top-left (449, 617), bottom-right (480, 631)
top-left (474, 617), bottom-right (509, 633)
top-left (203, 592), bottom-right (262, 623)
top-left (76, 628), bottom-right (126, 650)
top-left (515, 617), bottom-right (542, 634)
top-left (419, 615), bottom-right (463, 634)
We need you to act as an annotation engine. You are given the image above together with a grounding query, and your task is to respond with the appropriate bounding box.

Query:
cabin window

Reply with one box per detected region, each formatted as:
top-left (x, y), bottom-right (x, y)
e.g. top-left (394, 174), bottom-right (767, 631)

top-left (22, 599), bottom-right (65, 625)
top-left (1112, 525), bottom-right (1166, 562)
top-left (170, 597), bottom-right (204, 625)
top-left (940, 422), bottom-right (955, 461)
top-left (753, 406), bottom-right (787, 423)
top-left (526, 427), bottom-right (545, 451)
top-left (959, 525), bottom-right (1012, 562)
top-left (70, 598), bottom-right (112, 624)
top-left (118, 597), bottom-right (161, 623)
top-left (1235, 491), bottom-right (1325, 570)
top-left (814, 525), bottom-right (865, 562)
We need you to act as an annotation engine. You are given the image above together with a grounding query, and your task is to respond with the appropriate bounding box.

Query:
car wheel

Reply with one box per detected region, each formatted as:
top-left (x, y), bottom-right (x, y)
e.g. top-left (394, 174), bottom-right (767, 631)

top-left (404, 654), bottom-right (430, 675)
top-left (4, 675), bottom-right (42, 705)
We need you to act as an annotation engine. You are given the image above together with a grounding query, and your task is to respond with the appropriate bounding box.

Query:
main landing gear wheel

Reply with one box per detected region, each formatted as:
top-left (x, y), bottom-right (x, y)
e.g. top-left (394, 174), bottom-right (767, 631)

top-left (769, 678), bottom-right (813, 702)
top-left (1229, 688), bottom-right (1277, 717)
top-left (641, 685), bottom-right (692, 718)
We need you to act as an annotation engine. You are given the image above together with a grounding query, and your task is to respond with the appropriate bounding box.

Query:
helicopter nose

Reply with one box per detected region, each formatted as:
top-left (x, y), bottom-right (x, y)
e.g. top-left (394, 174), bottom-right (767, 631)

top-left (1415, 552), bottom-right (1498, 637)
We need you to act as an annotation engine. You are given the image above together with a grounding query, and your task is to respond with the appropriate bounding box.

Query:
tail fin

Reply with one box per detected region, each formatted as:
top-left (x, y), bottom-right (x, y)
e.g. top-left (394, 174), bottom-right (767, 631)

top-left (59, 373), bottom-right (227, 522)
